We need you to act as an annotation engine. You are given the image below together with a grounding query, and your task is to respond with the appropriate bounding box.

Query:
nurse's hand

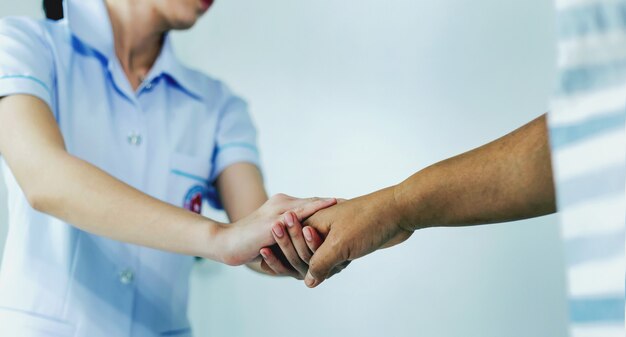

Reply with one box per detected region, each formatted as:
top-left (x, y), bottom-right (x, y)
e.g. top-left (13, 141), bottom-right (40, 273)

top-left (218, 194), bottom-right (337, 266)
top-left (258, 211), bottom-right (349, 280)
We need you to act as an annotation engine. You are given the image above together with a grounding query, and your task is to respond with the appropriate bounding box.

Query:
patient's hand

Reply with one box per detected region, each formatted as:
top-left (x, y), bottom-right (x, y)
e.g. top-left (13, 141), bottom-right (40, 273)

top-left (259, 211), bottom-right (349, 280)
top-left (303, 189), bottom-right (412, 287)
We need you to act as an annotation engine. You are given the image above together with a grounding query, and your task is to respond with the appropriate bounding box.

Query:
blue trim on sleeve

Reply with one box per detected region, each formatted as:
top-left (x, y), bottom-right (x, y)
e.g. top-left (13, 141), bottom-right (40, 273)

top-left (170, 169), bottom-right (208, 183)
top-left (0, 75), bottom-right (51, 96)
top-left (217, 142), bottom-right (259, 154)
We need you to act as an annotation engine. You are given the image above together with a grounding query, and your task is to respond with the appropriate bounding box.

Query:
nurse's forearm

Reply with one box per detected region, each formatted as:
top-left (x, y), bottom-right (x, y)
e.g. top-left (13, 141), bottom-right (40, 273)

top-left (31, 151), bottom-right (228, 259)
top-left (214, 163), bottom-right (271, 274)
top-left (395, 114), bottom-right (556, 230)
top-left (0, 95), bottom-right (227, 261)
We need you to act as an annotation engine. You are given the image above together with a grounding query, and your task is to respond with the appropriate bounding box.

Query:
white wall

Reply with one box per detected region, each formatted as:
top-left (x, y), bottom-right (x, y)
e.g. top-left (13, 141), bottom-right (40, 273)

top-left (1, 1), bottom-right (567, 337)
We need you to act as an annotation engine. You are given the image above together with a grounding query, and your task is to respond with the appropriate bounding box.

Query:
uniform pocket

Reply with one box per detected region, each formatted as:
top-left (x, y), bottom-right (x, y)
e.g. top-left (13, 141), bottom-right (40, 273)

top-left (167, 153), bottom-right (211, 214)
top-left (0, 307), bottom-right (75, 337)
top-left (160, 327), bottom-right (192, 336)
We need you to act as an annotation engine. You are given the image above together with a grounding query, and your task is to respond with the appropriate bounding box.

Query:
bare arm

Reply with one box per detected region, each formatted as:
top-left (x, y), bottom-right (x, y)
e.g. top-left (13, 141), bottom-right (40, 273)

top-left (215, 163), bottom-right (269, 274)
top-left (0, 95), bottom-right (224, 258)
top-left (397, 114), bottom-right (555, 229)
top-left (0, 95), bottom-right (335, 266)
top-left (303, 114), bottom-right (556, 287)
top-left (217, 163), bottom-right (268, 223)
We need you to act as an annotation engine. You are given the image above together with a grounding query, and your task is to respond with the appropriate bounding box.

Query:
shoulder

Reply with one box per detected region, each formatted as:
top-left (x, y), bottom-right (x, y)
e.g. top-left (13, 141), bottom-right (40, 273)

top-left (0, 16), bottom-right (48, 41)
top-left (0, 16), bottom-right (66, 51)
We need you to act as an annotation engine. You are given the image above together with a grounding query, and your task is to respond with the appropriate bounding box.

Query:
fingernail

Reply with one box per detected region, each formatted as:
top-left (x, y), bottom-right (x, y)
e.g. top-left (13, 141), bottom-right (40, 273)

top-left (260, 250), bottom-right (268, 259)
top-left (272, 224), bottom-right (284, 238)
top-left (305, 274), bottom-right (316, 287)
top-left (303, 227), bottom-right (312, 242)
top-left (285, 212), bottom-right (295, 228)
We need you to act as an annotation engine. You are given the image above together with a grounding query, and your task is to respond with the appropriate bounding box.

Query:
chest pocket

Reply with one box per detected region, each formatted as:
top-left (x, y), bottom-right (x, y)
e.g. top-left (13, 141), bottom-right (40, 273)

top-left (167, 153), bottom-right (211, 214)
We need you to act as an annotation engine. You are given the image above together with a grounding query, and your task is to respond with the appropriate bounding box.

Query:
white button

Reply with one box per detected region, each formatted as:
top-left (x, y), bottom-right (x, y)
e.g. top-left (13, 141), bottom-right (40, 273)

top-left (145, 82), bottom-right (153, 90)
top-left (119, 269), bottom-right (134, 284)
top-left (127, 133), bottom-right (142, 146)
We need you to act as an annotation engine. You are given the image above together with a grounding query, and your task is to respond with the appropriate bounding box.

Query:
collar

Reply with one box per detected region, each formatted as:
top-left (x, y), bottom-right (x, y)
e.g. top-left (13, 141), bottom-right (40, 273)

top-left (66, 0), bottom-right (204, 100)
top-left (147, 35), bottom-right (205, 99)
top-left (66, 0), bottom-right (115, 60)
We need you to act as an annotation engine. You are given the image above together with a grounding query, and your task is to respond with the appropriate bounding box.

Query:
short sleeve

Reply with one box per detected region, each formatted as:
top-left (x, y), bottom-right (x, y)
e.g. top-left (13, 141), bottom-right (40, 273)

top-left (0, 17), bottom-right (55, 109)
top-left (209, 95), bottom-right (262, 183)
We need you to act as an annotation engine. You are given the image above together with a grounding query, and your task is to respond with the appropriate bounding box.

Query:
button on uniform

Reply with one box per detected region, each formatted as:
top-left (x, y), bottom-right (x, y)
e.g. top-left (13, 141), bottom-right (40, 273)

top-left (119, 269), bottom-right (134, 284)
top-left (127, 132), bottom-right (142, 146)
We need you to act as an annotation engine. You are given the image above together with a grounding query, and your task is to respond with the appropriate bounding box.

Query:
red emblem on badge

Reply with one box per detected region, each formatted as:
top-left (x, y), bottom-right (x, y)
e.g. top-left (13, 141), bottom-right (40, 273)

top-left (184, 185), bottom-right (205, 214)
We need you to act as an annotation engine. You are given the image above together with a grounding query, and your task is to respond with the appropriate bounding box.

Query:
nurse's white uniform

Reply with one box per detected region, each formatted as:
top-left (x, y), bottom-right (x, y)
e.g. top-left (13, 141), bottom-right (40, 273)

top-left (0, 0), bottom-right (261, 336)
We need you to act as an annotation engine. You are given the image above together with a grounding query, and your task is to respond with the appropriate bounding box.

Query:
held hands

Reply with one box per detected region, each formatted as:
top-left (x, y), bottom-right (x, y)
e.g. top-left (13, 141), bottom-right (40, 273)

top-left (258, 187), bottom-right (413, 286)
top-left (222, 187), bottom-right (412, 284)
top-left (266, 187), bottom-right (413, 287)
top-left (258, 211), bottom-right (350, 280)
top-left (217, 194), bottom-right (336, 266)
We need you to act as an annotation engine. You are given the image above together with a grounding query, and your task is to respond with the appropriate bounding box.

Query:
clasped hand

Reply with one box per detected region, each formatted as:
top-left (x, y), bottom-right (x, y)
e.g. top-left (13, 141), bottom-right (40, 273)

top-left (222, 190), bottom-right (413, 287)
top-left (258, 189), bottom-right (414, 287)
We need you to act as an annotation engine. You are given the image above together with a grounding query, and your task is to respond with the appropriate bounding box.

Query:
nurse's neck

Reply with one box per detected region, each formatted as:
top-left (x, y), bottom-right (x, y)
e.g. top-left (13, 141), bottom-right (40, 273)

top-left (106, 0), bottom-right (167, 91)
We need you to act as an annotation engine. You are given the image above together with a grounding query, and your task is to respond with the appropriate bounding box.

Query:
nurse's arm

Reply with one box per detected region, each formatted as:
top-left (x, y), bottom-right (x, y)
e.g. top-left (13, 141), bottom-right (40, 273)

top-left (215, 163), bottom-right (270, 274)
top-left (0, 95), bottom-right (335, 266)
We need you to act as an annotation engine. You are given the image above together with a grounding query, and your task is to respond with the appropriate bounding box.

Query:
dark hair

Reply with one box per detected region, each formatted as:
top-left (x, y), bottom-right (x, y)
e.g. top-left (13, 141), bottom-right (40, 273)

top-left (43, 0), bottom-right (64, 20)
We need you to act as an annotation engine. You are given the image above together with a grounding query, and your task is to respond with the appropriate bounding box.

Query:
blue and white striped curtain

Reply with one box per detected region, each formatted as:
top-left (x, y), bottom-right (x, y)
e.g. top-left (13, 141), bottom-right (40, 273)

top-left (549, 0), bottom-right (626, 336)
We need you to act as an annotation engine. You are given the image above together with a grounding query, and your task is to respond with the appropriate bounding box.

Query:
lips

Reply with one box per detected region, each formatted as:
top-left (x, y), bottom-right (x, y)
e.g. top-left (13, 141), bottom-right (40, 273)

top-left (200, 0), bottom-right (214, 11)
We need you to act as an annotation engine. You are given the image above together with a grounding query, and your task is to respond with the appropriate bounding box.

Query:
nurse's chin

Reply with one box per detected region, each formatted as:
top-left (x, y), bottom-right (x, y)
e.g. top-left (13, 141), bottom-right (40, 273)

top-left (167, 16), bottom-right (200, 31)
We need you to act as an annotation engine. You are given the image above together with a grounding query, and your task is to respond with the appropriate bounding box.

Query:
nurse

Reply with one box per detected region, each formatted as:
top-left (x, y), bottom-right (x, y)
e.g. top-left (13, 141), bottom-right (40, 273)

top-left (0, 0), bottom-right (331, 335)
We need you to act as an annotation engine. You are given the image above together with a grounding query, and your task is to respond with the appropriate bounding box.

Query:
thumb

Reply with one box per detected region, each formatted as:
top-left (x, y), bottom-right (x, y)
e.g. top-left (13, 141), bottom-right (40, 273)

top-left (305, 233), bottom-right (345, 288)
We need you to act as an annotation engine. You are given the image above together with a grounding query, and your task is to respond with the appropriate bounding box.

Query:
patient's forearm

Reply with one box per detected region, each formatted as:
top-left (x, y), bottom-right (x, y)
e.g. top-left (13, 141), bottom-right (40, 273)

top-left (395, 114), bottom-right (556, 230)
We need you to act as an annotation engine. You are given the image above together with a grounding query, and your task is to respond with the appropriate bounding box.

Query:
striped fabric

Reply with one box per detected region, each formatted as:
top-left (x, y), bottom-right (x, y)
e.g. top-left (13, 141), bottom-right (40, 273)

top-left (549, 0), bottom-right (626, 336)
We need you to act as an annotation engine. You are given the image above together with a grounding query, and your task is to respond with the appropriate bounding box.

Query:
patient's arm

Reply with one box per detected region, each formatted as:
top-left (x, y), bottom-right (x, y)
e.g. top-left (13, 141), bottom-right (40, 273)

top-left (0, 94), bottom-right (334, 266)
top-left (303, 114), bottom-right (556, 287)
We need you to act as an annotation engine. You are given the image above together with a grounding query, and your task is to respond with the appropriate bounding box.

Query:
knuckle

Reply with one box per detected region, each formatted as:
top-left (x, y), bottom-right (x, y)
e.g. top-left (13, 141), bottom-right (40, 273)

top-left (327, 235), bottom-right (343, 251)
top-left (277, 234), bottom-right (291, 247)
top-left (223, 255), bottom-right (243, 267)
top-left (287, 226), bottom-right (302, 237)
top-left (288, 255), bottom-right (306, 270)
top-left (265, 255), bottom-right (279, 268)
top-left (269, 260), bottom-right (285, 273)
top-left (299, 248), bottom-right (312, 261)
top-left (269, 193), bottom-right (287, 203)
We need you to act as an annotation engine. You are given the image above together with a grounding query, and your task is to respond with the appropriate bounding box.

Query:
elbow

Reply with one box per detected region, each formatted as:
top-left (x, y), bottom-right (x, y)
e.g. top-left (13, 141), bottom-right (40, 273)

top-left (25, 187), bottom-right (54, 213)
